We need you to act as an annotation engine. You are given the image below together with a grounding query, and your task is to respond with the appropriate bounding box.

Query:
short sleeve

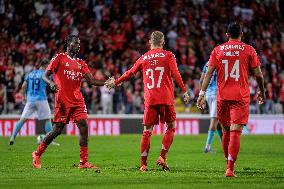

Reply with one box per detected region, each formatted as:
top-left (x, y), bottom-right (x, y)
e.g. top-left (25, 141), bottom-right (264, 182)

top-left (47, 54), bottom-right (61, 73)
top-left (249, 47), bottom-right (260, 69)
top-left (82, 61), bottom-right (91, 75)
top-left (207, 48), bottom-right (218, 67)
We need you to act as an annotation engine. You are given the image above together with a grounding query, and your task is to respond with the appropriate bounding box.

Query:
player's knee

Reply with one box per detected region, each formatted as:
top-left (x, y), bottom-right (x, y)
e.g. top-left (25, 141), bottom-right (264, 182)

top-left (166, 121), bottom-right (175, 129)
top-left (143, 125), bottom-right (153, 131)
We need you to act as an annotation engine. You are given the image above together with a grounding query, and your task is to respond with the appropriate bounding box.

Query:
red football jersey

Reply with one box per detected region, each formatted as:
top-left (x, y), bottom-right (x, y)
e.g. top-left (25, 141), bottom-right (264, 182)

top-left (208, 39), bottom-right (260, 102)
top-left (47, 53), bottom-right (90, 108)
top-left (115, 48), bottom-right (186, 106)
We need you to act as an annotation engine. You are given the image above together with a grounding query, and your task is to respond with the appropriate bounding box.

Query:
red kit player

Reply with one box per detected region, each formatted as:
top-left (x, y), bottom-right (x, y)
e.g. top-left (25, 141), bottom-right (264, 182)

top-left (32, 35), bottom-right (105, 171)
top-left (105, 31), bottom-right (190, 172)
top-left (197, 23), bottom-right (265, 177)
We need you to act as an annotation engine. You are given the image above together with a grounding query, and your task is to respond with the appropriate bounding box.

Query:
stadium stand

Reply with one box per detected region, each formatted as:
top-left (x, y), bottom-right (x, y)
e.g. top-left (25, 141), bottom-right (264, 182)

top-left (0, 0), bottom-right (283, 114)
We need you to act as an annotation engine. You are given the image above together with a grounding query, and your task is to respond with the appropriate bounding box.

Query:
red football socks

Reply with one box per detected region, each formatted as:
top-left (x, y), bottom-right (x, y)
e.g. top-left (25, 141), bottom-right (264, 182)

top-left (160, 127), bottom-right (175, 159)
top-left (140, 131), bottom-right (152, 166)
top-left (80, 146), bottom-right (88, 165)
top-left (228, 130), bottom-right (242, 170)
top-left (222, 131), bottom-right (230, 160)
top-left (35, 141), bottom-right (48, 157)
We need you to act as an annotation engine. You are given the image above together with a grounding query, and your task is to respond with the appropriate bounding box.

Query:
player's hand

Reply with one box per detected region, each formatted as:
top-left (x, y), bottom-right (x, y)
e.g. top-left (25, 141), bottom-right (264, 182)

top-left (49, 82), bottom-right (58, 93)
top-left (104, 77), bottom-right (115, 90)
top-left (257, 91), bottom-right (265, 105)
top-left (196, 95), bottom-right (206, 109)
top-left (183, 92), bottom-right (190, 104)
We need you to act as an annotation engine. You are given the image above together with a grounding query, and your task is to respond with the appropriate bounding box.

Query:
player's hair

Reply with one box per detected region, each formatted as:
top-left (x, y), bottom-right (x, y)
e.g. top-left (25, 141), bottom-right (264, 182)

top-left (227, 22), bottom-right (242, 39)
top-left (64, 35), bottom-right (79, 49)
top-left (150, 31), bottom-right (165, 46)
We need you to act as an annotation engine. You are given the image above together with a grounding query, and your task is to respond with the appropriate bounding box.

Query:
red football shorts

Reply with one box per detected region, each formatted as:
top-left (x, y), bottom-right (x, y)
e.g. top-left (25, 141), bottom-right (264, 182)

top-left (143, 105), bottom-right (176, 126)
top-left (53, 105), bottom-right (88, 124)
top-left (217, 100), bottom-right (249, 126)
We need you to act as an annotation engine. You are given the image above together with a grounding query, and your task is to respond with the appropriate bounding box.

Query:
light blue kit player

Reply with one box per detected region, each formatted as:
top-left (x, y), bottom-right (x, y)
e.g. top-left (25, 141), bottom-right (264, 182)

top-left (10, 59), bottom-right (54, 145)
top-left (200, 62), bottom-right (223, 153)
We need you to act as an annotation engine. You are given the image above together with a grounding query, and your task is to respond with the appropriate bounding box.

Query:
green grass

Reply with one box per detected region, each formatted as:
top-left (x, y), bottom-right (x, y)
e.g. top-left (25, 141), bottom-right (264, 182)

top-left (0, 135), bottom-right (284, 189)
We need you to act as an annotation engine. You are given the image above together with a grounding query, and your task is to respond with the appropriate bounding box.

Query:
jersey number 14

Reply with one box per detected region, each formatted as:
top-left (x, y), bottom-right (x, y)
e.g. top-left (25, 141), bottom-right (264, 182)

top-left (222, 59), bottom-right (240, 81)
top-left (146, 67), bottom-right (164, 89)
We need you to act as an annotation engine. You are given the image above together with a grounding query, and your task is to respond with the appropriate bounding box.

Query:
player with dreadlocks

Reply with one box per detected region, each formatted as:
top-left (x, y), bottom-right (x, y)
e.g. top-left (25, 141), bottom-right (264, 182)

top-left (32, 35), bottom-right (105, 171)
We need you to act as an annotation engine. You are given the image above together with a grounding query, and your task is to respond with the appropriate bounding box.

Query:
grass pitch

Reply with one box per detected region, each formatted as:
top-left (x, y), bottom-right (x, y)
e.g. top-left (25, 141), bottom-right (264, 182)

top-left (0, 135), bottom-right (283, 189)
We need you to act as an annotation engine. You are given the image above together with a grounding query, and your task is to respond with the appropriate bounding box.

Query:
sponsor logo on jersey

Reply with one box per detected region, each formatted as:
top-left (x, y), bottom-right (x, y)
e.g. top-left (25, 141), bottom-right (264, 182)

top-left (143, 53), bottom-right (165, 60)
top-left (64, 70), bottom-right (83, 81)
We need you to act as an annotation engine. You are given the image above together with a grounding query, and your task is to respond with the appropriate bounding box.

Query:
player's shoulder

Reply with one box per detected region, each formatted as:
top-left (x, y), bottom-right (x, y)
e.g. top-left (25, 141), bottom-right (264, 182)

top-left (76, 56), bottom-right (87, 65)
top-left (51, 52), bottom-right (66, 61)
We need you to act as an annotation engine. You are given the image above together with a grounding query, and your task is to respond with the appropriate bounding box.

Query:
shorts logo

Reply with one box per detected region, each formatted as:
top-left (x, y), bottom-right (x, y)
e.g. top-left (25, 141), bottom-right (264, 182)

top-left (65, 62), bottom-right (69, 67)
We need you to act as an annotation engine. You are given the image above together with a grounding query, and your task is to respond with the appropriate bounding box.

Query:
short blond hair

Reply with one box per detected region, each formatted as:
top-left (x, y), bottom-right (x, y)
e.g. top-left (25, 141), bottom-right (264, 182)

top-left (150, 31), bottom-right (165, 46)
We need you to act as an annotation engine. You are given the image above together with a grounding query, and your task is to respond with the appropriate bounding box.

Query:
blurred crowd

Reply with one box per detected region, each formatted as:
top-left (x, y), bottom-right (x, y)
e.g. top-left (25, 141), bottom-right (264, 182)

top-left (0, 0), bottom-right (284, 115)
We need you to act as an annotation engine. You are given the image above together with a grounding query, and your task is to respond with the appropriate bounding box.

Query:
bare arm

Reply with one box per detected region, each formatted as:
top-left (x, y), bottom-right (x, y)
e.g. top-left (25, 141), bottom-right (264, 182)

top-left (200, 66), bottom-right (215, 92)
top-left (21, 81), bottom-right (27, 101)
top-left (252, 66), bottom-right (265, 93)
top-left (42, 70), bottom-right (58, 92)
top-left (200, 72), bottom-right (205, 86)
top-left (252, 66), bottom-right (265, 104)
top-left (196, 66), bottom-right (215, 109)
top-left (84, 73), bottom-right (105, 86)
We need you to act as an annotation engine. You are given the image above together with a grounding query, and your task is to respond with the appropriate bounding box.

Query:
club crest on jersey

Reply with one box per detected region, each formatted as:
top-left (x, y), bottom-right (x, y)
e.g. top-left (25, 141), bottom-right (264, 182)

top-left (65, 62), bottom-right (69, 67)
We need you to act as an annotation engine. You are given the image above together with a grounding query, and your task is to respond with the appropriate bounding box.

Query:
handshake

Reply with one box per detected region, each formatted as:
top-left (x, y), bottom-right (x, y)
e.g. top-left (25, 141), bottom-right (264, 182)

top-left (104, 76), bottom-right (116, 90)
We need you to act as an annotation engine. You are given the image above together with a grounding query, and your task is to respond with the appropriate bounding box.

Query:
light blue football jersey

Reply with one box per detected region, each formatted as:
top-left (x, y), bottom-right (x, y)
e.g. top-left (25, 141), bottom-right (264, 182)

top-left (202, 63), bottom-right (217, 96)
top-left (25, 70), bottom-right (47, 102)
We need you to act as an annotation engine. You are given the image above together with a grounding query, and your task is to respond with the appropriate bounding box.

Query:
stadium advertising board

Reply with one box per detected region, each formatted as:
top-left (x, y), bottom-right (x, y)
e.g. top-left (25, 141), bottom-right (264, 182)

top-left (0, 115), bottom-right (284, 136)
top-left (0, 119), bottom-right (36, 136)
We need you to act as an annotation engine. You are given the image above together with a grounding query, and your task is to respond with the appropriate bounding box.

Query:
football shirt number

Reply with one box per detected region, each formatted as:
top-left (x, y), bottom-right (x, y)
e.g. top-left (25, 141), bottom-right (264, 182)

top-left (145, 67), bottom-right (164, 89)
top-left (31, 78), bottom-right (40, 91)
top-left (222, 59), bottom-right (240, 81)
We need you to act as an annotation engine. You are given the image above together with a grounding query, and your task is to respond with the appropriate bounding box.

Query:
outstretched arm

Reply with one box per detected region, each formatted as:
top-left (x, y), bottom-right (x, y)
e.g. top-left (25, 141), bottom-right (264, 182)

top-left (84, 73), bottom-right (105, 86)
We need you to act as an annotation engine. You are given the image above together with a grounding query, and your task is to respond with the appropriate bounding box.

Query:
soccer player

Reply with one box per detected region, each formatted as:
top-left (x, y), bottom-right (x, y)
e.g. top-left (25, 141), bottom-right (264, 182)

top-left (9, 59), bottom-right (53, 145)
top-left (197, 22), bottom-right (265, 177)
top-left (105, 31), bottom-right (190, 172)
top-left (200, 63), bottom-right (222, 153)
top-left (32, 35), bottom-right (105, 171)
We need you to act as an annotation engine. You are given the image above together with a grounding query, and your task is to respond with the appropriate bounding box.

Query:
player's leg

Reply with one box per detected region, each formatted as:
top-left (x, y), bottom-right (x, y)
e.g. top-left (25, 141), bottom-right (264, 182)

top-left (140, 105), bottom-right (157, 172)
top-left (75, 119), bottom-right (100, 171)
top-left (216, 123), bottom-right (223, 142)
top-left (10, 102), bottom-right (35, 145)
top-left (226, 101), bottom-right (248, 177)
top-left (36, 100), bottom-right (52, 134)
top-left (32, 106), bottom-right (68, 168)
top-left (204, 117), bottom-right (218, 153)
top-left (32, 122), bottom-right (65, 168)
top-left (140, 125), bottom-right (153, 172)
top-left (157, 105), bottom-right (176, 171)
top-left (217, 101), bottom-right (231, 163)
top-left (204, 95), bottom-right (219, 152)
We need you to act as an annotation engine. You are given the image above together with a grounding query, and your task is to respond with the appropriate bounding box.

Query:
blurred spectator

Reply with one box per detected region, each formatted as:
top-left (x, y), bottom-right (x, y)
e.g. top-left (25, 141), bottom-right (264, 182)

top-left (0, 0), bottom-right (283, 114)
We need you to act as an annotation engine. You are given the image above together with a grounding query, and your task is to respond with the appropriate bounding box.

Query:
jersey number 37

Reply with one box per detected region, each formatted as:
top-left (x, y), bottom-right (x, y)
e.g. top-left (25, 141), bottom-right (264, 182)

top-left (146, 67), bottom-right (164, 89)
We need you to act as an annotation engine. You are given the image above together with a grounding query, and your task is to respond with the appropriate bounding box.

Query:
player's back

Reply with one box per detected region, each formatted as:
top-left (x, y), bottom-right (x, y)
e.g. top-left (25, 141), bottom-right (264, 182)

top-left (140, 48), bottom-right (176, 106)
top-left (26, 70), bottom-right (47, 102)
top-left (210, 40), bottom-right (260, 102)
